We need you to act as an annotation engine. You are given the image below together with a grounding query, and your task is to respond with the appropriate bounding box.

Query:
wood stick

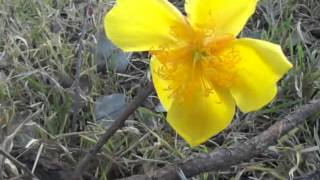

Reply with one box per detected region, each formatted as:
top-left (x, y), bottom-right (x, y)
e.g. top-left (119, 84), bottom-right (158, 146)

top-left (120, 99), bottom-right (320, 180)
top-left (71, 82), bottom-right (154, 179)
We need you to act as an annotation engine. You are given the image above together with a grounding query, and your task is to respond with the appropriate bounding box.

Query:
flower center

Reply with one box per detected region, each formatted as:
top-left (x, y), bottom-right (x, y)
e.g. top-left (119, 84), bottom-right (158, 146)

top-left (193, 49), bottom-right (207, 62)
top-left (152, 33), bottom-right (240, 100)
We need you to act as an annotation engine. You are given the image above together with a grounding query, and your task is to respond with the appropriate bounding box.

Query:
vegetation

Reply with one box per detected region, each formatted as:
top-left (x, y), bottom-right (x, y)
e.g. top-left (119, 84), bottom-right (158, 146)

top-left (0, 0), bottom-right (319, 179)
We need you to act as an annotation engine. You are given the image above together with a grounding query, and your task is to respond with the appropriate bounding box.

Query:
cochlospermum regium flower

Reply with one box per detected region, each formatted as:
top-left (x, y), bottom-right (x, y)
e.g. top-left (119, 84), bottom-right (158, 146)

top-left (104, 0), bottom-right (293, 146)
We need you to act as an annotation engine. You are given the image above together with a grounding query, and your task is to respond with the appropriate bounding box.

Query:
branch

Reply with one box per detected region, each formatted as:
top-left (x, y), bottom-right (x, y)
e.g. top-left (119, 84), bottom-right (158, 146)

top-left (120, 99), bottom-right (320, 180)
top-left (71, 82), bottom-right (154, 179)
top-left (71, 0), bottom-right (93, 132)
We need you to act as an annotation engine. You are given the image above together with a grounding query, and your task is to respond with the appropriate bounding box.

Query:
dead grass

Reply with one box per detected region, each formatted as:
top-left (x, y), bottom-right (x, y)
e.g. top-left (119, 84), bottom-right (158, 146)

top-left (0, 0), bottom-right (319, 179)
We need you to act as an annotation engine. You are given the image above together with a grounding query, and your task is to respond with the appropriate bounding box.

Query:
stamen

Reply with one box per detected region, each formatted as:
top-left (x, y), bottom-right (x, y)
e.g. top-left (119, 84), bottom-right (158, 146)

top-left (202, 47), bottom-right (240, 88)
top-left (152, 31), bottom-right (240, 101)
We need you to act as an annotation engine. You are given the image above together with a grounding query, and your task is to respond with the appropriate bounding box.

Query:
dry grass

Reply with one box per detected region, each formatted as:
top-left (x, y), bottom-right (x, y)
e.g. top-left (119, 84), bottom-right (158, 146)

top-left (0, 0), bottom-right (320, 179)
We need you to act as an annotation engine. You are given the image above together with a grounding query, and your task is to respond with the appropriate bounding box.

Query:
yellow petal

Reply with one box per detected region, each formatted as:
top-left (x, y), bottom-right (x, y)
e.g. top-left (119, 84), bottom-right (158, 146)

top-left (151, 55), bottom-right (235, 146)
top-left (226, 38), bottom-right (293, 112)
top-left (185, 0), bottom-right (257, 37)
top-left (167, 86), bottom-right (235, 147)
top-left (104, 0), bottom-right (191, 52)
top-left (150, 56), bottom-right (173, 110)
top-left (150, 49), bottom-right (193, 110)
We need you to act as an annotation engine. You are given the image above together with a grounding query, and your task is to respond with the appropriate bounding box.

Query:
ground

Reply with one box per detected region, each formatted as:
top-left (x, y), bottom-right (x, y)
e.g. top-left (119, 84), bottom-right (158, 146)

top-left (0, 0), bottom-right (320, 179)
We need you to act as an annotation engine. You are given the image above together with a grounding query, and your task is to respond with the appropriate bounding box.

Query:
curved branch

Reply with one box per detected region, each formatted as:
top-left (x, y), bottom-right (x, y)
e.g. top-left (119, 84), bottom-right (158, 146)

top-left (120, 99), bottom-right (320, 180)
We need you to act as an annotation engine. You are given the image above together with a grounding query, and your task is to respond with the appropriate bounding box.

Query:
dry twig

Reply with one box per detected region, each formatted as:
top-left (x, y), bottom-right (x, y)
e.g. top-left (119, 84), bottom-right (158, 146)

top-left (119, 99), bottom-right (320, 180)
top-left (71, 0), bottom-right (94, 132)
top-left (71, 82), bottom-right (154, 179)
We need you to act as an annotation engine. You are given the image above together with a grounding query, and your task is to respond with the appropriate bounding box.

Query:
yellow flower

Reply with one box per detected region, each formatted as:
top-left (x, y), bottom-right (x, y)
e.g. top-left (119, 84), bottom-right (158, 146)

top-left (104, 0), bottom-right (293, 146)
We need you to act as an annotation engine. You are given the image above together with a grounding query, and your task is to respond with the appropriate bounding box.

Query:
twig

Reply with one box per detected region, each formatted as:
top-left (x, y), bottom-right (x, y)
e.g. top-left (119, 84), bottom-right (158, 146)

top-left (71, 0), bottom-right (93, 132)
top-left (31, 143), bottom-right (44, 173)
top-left (71, 82), bottom-right (154, 179)
top-left (119, 99), bottom-right (320, 180)
top-left (0, 148), bottom-right (38, 180)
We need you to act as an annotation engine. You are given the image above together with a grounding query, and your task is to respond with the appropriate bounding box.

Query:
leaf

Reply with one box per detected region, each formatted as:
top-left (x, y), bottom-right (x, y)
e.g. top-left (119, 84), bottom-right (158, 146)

top-left (95, 31), bottom-right (130, 73)
top-left (94, 93), bottom-right (126, 124)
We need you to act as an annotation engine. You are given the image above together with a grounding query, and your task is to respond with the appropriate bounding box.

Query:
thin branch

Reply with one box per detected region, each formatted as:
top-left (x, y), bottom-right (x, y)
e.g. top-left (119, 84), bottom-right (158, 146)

top-left (31, 143), bottom-right (44, 173)
top-left (71, 82), bottom-right (154, 179)
top-left (120, 99), bottom-right (320, 180)
top-left (0, 148), bottom-right (38, 180)
top-left (71, 0), bottom-right (93, 132)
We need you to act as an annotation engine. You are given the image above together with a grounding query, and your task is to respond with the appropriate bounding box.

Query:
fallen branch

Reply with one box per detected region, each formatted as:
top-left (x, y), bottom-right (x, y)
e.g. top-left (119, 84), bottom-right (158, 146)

top-left (71, 0), bottom-right (93, 132)
top-left (71, 82), bottom-right (154, 179)
top-left (120, 99), bottom-right (320, 180)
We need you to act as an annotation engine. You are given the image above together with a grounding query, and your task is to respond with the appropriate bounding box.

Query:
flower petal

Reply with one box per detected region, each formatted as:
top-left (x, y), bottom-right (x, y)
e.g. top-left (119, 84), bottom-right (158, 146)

top-left (150, 48), bottom-right (194, 110)
top-left (104, 0), bottom-right (191, 52)
top-left (226, 38), bottom-right (293, 112)
top-left (151, 55), bottom-right (235, 147)
top-left (185, 0), bottom-right (257, 37)
top-left (150, 56), bottom-right (173, 110)
top-left (167, 86), bottom-right (235, 147)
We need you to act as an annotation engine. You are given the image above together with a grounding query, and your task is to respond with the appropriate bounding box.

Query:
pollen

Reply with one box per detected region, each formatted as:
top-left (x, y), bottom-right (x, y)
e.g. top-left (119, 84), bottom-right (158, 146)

top-left (152, 33), bottom-right (240, 100)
